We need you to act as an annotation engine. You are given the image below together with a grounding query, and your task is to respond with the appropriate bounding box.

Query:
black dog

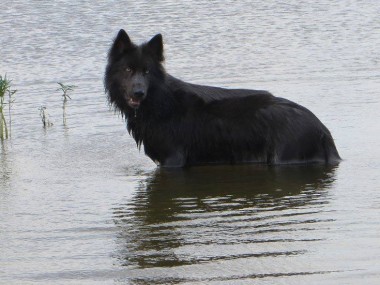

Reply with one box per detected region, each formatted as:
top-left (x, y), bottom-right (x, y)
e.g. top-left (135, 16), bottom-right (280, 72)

top-left (105, 30), bottom-right (341, 167)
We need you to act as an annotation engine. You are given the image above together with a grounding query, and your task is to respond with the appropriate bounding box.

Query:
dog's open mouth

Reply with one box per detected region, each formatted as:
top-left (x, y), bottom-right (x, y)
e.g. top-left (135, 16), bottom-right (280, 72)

top-left (128, 97), bottom-right (141, 109)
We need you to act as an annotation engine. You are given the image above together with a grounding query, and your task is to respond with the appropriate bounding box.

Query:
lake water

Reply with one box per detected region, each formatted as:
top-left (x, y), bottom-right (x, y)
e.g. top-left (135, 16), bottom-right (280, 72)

top-left (1, 0), bottom-right (380, 284)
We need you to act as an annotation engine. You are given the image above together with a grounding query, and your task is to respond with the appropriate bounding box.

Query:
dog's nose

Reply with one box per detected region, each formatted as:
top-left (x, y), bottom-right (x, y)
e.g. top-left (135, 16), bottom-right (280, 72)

top-left (133, 90), bottom-right (145, 99)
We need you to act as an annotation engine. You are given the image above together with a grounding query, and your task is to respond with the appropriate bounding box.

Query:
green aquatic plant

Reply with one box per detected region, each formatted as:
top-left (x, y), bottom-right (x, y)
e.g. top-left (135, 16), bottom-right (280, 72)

top-left (57, 82), bottom-right (76, 125)
top-left (0, 75), bottom-right (17, 140)
top-left (39, 106), bottom-right (53, 128)
top-left (57, 82), bottom-right (76, 101)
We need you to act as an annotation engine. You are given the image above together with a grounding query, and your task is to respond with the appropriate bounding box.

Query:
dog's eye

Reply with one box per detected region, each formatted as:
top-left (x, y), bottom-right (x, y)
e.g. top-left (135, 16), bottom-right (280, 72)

top-left (125, 67), bottom-right (132, 72)
top-left (144, 69), bottom-right (149, 74)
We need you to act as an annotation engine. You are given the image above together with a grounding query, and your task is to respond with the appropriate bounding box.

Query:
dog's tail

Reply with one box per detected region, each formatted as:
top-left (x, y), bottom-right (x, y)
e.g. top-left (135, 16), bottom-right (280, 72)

top-left (323, 133), bottom-right (341, 164)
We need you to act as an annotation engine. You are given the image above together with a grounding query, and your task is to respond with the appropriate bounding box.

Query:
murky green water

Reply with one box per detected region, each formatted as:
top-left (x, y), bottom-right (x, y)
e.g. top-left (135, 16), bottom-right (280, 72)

top-left (1, 1), bottom-right (380, 284)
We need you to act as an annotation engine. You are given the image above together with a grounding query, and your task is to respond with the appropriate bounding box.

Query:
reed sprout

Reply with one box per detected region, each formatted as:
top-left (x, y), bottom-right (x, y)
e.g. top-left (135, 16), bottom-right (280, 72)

top-left (39, 106), bottom-right (53, 128)
top-left (0, 75), bottom-right (17, 140)
top-left (57, 82), bottom-right (76, 125)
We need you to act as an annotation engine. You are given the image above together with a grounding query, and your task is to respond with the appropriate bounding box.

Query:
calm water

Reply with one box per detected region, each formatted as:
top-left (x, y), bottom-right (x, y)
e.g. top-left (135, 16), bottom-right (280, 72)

top-left (1, 1), bottom-right (380, 284)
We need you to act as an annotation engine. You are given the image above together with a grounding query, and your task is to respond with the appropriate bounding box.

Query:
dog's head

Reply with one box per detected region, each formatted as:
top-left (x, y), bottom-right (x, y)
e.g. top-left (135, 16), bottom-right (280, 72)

top-left (105, 29), bottom-right (165, 111)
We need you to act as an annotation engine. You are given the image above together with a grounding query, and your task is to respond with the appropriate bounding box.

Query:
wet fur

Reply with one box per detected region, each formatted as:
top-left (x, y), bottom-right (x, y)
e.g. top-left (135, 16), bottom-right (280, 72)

top-left (105, 30), bottom-right (341, 167)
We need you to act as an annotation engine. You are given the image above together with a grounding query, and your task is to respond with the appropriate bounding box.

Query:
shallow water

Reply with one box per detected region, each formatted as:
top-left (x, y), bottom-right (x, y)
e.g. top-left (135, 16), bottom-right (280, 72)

top-left (1, 0), bottom-right (380, 284)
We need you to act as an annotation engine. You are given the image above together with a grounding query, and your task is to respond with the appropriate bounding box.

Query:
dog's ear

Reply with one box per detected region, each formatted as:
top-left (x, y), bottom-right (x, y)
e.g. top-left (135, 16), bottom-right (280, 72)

top-left (109, 29), bottom-right (134, 60)
top-left (146, 34), bottom-right (164, 62)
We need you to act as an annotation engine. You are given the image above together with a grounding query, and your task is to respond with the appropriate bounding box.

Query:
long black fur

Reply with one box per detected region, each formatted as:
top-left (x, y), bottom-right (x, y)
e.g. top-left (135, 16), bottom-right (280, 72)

top-left (105, 30), bottom-right (341, 167)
